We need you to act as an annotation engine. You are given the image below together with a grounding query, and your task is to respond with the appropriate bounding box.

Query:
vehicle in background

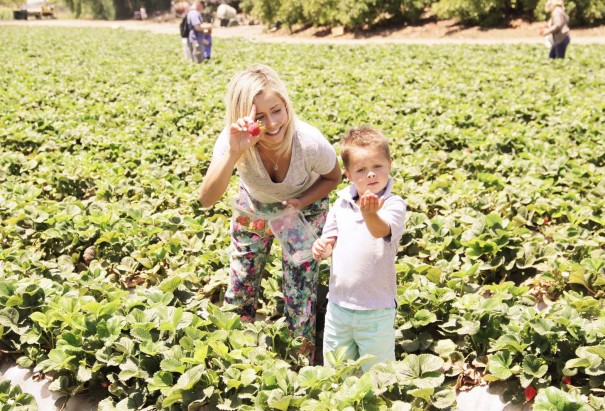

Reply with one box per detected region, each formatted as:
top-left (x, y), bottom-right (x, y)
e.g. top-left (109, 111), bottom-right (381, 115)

top-left (13, 0), bottom-right (56, 20)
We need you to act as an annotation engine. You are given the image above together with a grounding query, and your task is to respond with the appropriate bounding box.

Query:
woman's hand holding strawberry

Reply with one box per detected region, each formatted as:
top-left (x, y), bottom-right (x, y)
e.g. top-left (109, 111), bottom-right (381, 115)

top-left (229, 105), bottom-right (262, 154)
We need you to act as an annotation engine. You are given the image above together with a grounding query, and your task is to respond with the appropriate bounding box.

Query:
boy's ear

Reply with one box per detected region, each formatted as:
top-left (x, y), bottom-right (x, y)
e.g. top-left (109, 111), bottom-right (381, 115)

top-left (343, 169), bottom-right (350, 181)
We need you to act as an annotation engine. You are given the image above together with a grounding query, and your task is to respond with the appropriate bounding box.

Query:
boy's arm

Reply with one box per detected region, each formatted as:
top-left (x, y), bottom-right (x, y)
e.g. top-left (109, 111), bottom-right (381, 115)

top-left (359, 190), bottom-right (390, 238)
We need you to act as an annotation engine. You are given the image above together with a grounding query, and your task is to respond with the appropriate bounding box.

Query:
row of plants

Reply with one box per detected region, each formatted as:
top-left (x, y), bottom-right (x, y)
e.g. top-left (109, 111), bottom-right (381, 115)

top-left (241, 0), bottom-right (605, 30)
top-left (1, 27), bottom-right (604, 409)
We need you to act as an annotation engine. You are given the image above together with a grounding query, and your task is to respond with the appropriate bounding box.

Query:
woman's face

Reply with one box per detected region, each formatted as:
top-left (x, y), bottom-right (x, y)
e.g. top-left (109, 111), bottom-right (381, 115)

top-left (253, 90), bottom-right (288, 147)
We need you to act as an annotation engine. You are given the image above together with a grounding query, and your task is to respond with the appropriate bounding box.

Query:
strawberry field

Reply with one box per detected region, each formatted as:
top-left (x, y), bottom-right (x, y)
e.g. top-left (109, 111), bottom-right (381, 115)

top-left (1, 26), bottom-right (605, 410)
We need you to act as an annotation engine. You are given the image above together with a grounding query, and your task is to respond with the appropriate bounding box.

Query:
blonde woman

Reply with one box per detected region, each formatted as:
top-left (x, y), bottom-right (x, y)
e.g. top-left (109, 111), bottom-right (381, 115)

top-left (540, 0), bottom-right (571, 59)
top-left (199, 65), bottom-right (341, 361)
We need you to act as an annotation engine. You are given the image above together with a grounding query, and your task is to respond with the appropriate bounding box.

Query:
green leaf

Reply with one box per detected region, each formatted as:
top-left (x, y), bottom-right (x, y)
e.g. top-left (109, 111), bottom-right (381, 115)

top-left (533, 387), bottom-right (587, 411)
top-left (487, 352), bottom-right (514, 380)
top-left (396, 354), bottom-right (445, 388)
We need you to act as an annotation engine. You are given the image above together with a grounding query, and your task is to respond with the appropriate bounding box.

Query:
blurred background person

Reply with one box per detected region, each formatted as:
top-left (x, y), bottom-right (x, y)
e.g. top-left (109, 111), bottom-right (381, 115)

top-left (183, 1), bottom-right (207, 63)
top-left (540, 0), bottom-right (570, 59)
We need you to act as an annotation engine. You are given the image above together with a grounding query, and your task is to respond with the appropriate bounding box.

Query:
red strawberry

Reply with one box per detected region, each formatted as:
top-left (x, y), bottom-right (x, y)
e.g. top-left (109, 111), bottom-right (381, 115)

top-left (247, 122), bottom-right (261, 136)
top-left (525, 386), bottom-right (537, 402)
top-left (265, 227), bottom-right (273, 236)
top-left (256, 220), bottom-right (265, 229)
top-left (236, 215), bottom-right (249, 226)
top-left (248, 221), bottom-right (257, 230)
top-left (562, 376), bottom-right (571, 385)
top-left (543, 217), bottom-right (549, 224)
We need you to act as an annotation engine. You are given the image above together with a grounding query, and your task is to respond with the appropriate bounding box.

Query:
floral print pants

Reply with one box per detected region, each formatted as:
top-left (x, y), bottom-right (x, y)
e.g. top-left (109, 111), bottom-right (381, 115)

top-left (224, 191), bottom-right (329, 353)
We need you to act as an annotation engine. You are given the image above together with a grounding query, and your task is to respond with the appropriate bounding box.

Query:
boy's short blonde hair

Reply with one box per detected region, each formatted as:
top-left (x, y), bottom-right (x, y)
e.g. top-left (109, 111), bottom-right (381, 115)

top-left (341, 126), bottom-right (391, 170)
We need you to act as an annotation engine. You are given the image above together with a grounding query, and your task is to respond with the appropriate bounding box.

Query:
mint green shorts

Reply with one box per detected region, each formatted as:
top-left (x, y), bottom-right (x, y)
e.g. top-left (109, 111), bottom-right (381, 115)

top-left (323, 302), bottom-right (396, 372)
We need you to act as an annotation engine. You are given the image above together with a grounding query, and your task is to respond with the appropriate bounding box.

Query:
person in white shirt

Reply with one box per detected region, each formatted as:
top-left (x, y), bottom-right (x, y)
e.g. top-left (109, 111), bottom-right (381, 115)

top-left (198, 65), bottom-right (341, 362)
top-left (540, 0), bottom-right (570, 59)
top-left (312, 126), bottom-right (406, 372)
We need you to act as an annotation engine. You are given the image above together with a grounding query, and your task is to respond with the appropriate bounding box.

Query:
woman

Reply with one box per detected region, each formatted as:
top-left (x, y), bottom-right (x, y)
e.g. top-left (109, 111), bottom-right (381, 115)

top-left (198, 65), bottom-right (341, 360)
top-left (541, 0), bottom-right (571, 59)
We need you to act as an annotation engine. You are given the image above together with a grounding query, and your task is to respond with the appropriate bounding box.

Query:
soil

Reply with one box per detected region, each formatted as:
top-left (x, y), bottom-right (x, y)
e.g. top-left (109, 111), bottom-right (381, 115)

top-left (3, 16), bottom-right (605, 44)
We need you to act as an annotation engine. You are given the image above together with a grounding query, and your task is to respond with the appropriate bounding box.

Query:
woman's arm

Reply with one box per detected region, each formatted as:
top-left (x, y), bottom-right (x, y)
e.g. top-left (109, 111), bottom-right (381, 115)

top-left (286, 161), bottom-right (342, 210)
top-left (198, 151), bottom-right (241, 207)
top-left (199, 106), bottom-right (260, 207)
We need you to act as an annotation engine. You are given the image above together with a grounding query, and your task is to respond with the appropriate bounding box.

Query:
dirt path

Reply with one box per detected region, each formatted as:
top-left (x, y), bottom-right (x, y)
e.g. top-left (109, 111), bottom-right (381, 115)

top-left (3, 18), bottom-right (605, 44)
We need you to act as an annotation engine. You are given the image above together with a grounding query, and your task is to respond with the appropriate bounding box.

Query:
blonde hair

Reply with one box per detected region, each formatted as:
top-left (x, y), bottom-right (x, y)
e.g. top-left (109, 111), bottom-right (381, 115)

top-left (225, 64), bottom-right (296, 171)
top-left (546, 0), bottom-right (564, 11)
top-left (341, 126), bottom-right (391, 170)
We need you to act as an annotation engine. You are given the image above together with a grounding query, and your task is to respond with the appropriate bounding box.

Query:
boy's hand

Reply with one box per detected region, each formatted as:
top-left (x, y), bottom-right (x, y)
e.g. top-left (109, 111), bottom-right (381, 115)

top-left (359, 190), bottom-right (385, 215)
top-left (312, 237), bottom-right (335, 261)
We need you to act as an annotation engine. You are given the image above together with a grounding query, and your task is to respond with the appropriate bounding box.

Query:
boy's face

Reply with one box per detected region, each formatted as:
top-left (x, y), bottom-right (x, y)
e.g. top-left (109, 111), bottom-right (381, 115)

top-left (344, 146), bottom-right (391, 196)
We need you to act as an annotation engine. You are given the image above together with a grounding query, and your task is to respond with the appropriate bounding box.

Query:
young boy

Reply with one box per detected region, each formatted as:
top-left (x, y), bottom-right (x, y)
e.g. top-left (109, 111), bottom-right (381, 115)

top-left (201, 23), bottom-right (212, 60)
top-left (312, 126), bottom-right (406, 372)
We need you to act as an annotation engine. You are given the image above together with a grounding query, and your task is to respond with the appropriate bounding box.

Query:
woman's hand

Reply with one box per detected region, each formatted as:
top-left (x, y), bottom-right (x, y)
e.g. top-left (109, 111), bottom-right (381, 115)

top-left (229, 104), bottom-right (261, 154)
top-left (282, 198), bottom-right (302, 210)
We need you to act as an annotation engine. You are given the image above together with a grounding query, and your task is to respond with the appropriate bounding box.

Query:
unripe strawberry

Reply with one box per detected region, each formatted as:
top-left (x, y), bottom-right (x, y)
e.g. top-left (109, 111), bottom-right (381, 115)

top-left (525, 386), bottom-right (537, 402)
top-left (248, 221), bottom-right (257, 230)
top-left (265, 227), bottom-right (273, 236)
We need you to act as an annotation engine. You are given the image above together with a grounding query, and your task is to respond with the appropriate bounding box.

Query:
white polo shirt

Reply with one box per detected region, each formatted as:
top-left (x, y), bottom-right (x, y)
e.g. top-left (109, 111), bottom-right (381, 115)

top-left (322, 178), bottom-right (406, 310)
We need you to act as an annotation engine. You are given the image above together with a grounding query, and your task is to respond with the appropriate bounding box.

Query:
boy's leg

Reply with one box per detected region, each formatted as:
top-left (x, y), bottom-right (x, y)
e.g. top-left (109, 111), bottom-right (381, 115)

top-left (323, 302), bottom-right (358, 364)
top-left (224, 218), bottom-right (273, 322)
top-left (280, 197), bottom-right (329, 354)
top-left (355, 308), bottom-right (396, 373)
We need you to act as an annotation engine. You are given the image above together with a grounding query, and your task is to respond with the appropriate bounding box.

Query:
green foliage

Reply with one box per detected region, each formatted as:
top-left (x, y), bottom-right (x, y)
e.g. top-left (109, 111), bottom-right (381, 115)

top-left (247, 0), bottom-right (605, 28)
top-left (62, 0), bottom-right (170, 19)
top-left (431, 0), bottom-right (511, 26)
top-left (432, 0), bottom-right (605, 26)
top-left (247, 0), bottom-right (429, 30)
top-left (63, 0), bottom-right (116, 19)
top-left (0, 380), bottom-right (37, 410)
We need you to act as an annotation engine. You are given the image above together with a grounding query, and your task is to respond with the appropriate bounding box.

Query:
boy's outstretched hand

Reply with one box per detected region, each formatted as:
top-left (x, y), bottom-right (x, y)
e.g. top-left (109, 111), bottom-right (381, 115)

top-left (312, 237), bottom-right (335, 262)
top-left (359, 190), bottom-right (385, 215)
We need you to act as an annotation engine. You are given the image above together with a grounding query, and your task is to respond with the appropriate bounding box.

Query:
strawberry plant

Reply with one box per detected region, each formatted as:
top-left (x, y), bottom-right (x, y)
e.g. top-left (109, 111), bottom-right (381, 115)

top-left (0, 380), bottom-right (36, 411)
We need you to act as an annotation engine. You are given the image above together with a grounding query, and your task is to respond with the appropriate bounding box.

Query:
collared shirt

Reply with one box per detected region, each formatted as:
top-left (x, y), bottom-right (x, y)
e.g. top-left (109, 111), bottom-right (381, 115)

top-left (322, 178), bottom-right (406, 310)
